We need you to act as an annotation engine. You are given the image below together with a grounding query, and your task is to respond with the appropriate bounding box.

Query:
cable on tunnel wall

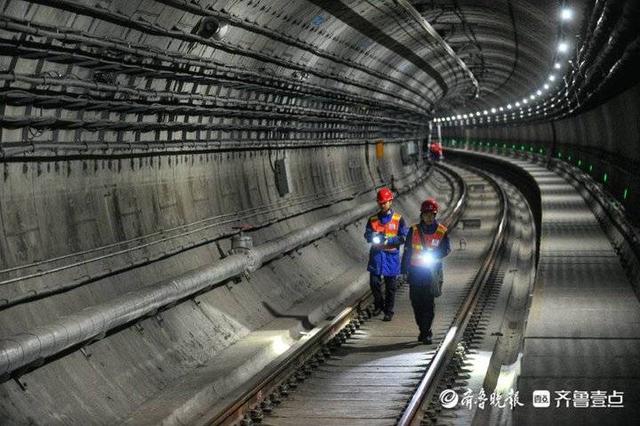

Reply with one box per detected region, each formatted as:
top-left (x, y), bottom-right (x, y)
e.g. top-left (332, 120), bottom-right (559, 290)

top-left (0, 8), bottom-right (440, 157)
top-left (1, 2), bottom-right (434, 114)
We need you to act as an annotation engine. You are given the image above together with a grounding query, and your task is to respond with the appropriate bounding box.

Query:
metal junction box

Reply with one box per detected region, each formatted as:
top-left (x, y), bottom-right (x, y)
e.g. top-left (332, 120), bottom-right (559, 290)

top-left (274, 158), bottom-right (291, 197)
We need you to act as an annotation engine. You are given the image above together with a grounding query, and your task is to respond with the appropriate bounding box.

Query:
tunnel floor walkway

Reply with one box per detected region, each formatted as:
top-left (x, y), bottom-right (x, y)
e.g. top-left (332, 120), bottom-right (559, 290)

top-left (495, 157), bottom-right (640, 425)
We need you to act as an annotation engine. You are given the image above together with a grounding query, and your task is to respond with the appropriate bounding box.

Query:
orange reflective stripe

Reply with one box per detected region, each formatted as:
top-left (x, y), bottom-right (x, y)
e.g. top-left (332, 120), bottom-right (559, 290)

top-left (410, 223), bottom-right (446, 266)
top-left (369, 213), bottom-right (401, 237)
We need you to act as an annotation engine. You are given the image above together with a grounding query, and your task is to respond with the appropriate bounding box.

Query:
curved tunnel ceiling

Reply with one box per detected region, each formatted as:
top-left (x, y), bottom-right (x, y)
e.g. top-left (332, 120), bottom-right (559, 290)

top-left (1, 1), bottom-right (640, 424)
top-left (0, 0), bottom-right (616, 157)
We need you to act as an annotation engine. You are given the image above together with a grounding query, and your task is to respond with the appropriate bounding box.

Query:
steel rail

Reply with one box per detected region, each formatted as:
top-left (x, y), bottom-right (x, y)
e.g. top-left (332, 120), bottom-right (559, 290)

top-left (398, 163), bottom-right (508, 425)
top-left (209, 164), bottom-right (467, 425)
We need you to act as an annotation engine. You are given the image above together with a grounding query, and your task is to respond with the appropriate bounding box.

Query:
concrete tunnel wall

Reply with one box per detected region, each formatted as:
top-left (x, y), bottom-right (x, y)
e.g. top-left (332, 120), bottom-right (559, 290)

top-left (442, 81), bottom-right (640, 221)
top-left (0, 141), bottom-right (441, 421)
top-left (442, 81), bottom-right (640, 160)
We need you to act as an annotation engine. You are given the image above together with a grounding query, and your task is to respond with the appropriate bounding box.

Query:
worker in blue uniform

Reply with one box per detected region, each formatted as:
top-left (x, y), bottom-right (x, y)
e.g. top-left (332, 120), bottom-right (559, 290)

top-left (401, 198), bottom-right (451, 344)
top-left (364, 187), bottom-right (408, 321)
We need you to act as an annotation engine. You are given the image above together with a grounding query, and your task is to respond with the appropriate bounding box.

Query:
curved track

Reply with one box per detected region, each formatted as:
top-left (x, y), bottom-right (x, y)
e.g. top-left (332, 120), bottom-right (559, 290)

top-left (213, 164), bottom-right (516, 426)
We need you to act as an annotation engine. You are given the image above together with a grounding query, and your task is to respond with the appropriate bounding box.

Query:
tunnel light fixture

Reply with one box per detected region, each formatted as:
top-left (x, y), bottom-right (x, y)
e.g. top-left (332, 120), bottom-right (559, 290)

top-left (624, 188), bottom-right (629, 200)
top-left (549, 75), bottom-right (556, 81)
top-left (561, 8), bottom-right (573, 21)
top-left (515, 102), bottom-right (520, 107)
top-left (537, 90), bottom-right (542, 95)
top-left (554, 62), bottom-right (562, 69)
top-left (483, 110), bottom-right (488, 115)
top-left (499, 106), bottom-right (504, 112)
top-left (523, 99), bottom-right (528, 104)
top-left (476, 112), bottom-right (481, 116)
top-left (557, 42), bottom-right (569, 53)
top-left (457, 115), bottom-right (462, 119)
top-left (530, 95), bottom-right (535, 100)
top-left (544, 83), bottom-right (550, 90)
top-left (603, 173), bottom-right (608, 183)
top-left (507, 104), bottom-right (512, 109)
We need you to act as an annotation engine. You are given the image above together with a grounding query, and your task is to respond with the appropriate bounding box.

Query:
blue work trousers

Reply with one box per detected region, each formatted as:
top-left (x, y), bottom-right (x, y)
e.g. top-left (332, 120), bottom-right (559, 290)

top-left (370, 274), bottom-right (397, 316)
top-left (409, 285), bottom-right (435, 338)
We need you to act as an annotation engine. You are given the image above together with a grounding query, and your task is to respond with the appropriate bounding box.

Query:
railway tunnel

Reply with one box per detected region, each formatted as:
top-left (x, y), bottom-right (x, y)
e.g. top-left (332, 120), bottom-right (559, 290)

top-left (0, 0), bottom-right (639, 425)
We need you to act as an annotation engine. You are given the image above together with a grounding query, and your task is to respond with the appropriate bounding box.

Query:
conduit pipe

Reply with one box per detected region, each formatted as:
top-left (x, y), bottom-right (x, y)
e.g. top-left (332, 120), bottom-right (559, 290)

top-left (0, 204), bottom-right (373, 378)
top-left (0, 169), bottom-right (431, 379)
top-left (395, 0), bottom-right (480, 98)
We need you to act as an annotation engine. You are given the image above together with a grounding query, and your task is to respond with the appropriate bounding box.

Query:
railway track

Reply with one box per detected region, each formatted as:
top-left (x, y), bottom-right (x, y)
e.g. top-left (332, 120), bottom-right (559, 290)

top-left (210, 163), bottom-right (524, 426)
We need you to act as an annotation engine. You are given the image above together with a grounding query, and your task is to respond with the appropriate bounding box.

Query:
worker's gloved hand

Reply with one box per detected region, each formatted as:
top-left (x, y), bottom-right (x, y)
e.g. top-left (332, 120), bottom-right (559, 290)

top-left (385, 236), bottom-right (399, 246)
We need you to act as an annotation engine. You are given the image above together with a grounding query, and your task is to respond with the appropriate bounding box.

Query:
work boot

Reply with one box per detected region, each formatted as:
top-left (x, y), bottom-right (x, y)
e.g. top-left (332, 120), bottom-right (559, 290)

top-left (421, 331), bottom-right (433, 345)
top-left (372, 308), bottom-right (383, 316)
top-left (383, 314), bottom-right (393, 322)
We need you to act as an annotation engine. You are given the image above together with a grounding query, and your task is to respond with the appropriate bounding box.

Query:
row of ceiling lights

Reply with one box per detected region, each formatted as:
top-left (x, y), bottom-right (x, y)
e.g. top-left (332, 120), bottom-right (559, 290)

top-left (433, 7), bottom-right (575, 125)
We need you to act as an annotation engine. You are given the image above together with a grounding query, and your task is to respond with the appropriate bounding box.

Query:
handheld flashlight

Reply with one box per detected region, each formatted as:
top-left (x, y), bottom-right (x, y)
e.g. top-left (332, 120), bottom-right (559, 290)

top-left (372, 233), bottom-right (385, 245)
top-left (419, 250), bottom-right (436, 266)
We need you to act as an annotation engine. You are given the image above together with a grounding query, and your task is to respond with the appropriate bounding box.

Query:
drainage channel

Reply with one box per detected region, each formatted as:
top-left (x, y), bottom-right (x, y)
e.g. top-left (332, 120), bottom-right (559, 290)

top-left (208, 164), bottom-right (467, 426)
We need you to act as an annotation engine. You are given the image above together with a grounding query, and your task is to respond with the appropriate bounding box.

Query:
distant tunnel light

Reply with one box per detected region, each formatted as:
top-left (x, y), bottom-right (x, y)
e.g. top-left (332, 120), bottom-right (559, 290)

top-left (561, 8), bottom-right (573, 20)
top-left (624, 188), bottom-right (629, 200)
top-left (537, 90), bottom-right (542, 95)
top-left (491, 108), bottom-right (496, 113)
top-left (554, 62), bottom-right (562, 69)
top-left (544, 84), bottom-right (550, 90)
top-left (558, 42), bottom-right (569, 53)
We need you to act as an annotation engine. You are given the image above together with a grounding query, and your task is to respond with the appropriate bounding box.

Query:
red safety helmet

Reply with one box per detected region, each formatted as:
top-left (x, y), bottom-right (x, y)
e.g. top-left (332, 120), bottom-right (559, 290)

top-left (421, 198), bottom-right (439, 214)
top-left (376, 187), bottom-right (394, 204)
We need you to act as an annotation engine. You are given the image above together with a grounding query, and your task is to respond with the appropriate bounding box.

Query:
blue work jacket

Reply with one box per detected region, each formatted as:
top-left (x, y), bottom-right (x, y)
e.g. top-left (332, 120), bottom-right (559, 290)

top-left (364, 209), bottom-right (408, 277)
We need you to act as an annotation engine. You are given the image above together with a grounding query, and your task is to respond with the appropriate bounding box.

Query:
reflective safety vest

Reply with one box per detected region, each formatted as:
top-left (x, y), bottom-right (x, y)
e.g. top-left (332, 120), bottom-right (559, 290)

top-left (410, 223), bottom-right (448, 267)
top-left (369, 212), bottom-right (402, 251)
